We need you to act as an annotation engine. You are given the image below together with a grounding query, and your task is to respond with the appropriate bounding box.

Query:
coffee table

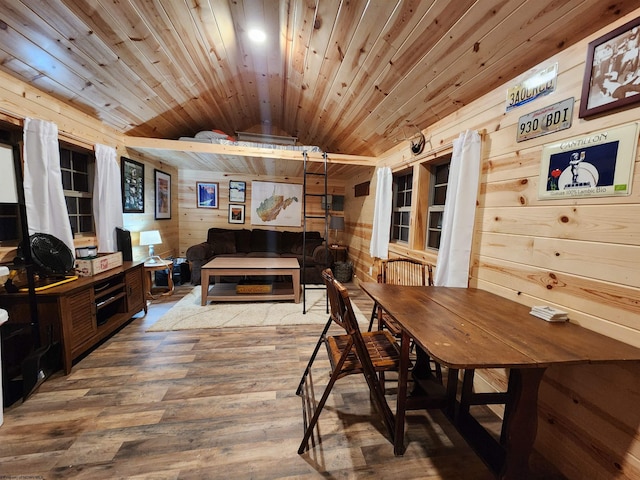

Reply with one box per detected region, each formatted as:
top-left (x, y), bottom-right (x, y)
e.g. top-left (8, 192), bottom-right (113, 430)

top-left (200, 257), bottom-right (300, 305)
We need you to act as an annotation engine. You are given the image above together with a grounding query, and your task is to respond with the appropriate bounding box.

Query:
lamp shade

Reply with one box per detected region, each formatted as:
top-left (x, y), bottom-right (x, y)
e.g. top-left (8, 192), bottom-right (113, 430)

top-left (139, 230), bottom-right (162, 246)
top-left (329, 215), bottom-right (345, 231)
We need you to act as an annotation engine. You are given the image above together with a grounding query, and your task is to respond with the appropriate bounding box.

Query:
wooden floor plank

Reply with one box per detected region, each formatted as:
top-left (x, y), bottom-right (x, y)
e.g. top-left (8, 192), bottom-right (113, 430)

top-left (0, 283), bottom-right (565, 479)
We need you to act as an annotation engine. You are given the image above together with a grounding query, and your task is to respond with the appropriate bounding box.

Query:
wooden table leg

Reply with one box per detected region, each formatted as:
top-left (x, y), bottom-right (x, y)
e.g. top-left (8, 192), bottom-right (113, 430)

top-left (144, 269), bottom-right (153, 300)
top-left (201, 270), bottom-right (210, 306)
top-left (292, 268), bottom-right (300, 303)
top-left (160, 263), bottom-right (174, 296)
top-left (394, 329), bottom-right (411, 455)
top-left (499, 368), bottom-right (546, 480)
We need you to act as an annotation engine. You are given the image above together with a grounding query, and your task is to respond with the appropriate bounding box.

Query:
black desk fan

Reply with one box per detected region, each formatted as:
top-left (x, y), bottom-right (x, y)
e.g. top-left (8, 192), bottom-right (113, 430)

top-left (28, 232), bottom-right (76, 282)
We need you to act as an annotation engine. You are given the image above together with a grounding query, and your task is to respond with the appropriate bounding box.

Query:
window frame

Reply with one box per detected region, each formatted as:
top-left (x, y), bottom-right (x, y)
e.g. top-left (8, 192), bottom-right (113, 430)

top-left (60, 142), bottom-right (95, 237)
top-left (390, 169), bottom-right (413, 243)
top-left (425, 156), bottom-right (451, 250)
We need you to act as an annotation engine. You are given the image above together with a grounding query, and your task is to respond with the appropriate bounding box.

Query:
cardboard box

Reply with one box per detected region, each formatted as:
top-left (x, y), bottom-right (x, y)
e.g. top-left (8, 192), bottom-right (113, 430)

top-left (76, 252), bottom-right (123, 277)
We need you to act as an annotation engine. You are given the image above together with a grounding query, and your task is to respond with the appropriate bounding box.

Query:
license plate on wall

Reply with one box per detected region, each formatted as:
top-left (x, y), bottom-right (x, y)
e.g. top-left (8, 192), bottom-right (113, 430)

top-left (517, 97), bottom-right (574, 142)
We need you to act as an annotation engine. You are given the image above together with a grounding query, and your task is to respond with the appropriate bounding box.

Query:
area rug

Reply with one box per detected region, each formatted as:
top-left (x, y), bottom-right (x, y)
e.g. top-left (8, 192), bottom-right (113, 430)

top-left (146, 286), bottom-right (368, 331)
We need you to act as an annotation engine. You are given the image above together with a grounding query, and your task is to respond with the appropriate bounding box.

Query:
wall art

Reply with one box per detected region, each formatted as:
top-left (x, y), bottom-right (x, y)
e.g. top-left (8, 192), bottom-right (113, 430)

top-left (580, 16), bottom-right (640, 118)
top-left (154, 169), bottom-right (171, 219)
top-left (197, 182), bottom-right (219, 208)
top-left (121, 157), bottom-right (144, 213)
top-left (538, 122), bottom-right (638, 199)
top-left (229, 180), bottom-right (246, 202)
top-left (228, 204), bottom-right (245, 224)
top-left (250, 181), bottom-right (302, 226)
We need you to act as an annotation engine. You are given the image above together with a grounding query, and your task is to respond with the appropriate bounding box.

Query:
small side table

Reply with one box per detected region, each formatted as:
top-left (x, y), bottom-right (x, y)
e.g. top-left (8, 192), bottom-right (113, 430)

top-left (144, 259), bottom-right (174, 300)
top-left (328, 245), bottom-right (348, 263)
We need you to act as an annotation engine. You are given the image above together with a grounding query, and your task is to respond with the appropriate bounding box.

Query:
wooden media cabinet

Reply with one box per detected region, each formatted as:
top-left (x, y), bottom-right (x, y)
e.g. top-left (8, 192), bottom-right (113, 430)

top-left (0, 261), bottom-right (146, 375)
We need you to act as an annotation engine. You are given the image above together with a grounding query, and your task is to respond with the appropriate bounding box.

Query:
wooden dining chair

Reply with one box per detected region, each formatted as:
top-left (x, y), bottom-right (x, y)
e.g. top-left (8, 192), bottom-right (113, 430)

top-left (367, 258), bottom-right (433, 333)
top-left (367, 258), bottom-right (442, 383)
top-left (297, 268), bottom-right (400, 454)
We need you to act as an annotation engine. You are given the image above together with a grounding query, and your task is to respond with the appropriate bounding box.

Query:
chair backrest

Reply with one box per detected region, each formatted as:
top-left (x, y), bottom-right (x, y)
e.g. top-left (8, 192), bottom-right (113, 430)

top-left (380, 258), bottom-right (433, 286)
top-left (322, 268), bottom-right (368, 338)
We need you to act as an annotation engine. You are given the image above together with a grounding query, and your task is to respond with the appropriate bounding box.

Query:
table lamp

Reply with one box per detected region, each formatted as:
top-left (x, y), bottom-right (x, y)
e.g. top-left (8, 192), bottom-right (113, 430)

top-left (139, 230), bottom-right (163, 263)
top-left (329, 215), bottom-right (345, 246)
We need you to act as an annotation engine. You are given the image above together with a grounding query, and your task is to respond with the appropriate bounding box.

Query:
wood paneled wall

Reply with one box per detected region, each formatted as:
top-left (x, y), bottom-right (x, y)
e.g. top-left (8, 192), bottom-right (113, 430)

top-left (344, 10), bottom-right (640, 479)
top-left (176, 170), bottom-right (346, 255)
top-left (121, 150), bottom-right (179, 261)
top-left (0, 67), bottom-right (179, 264)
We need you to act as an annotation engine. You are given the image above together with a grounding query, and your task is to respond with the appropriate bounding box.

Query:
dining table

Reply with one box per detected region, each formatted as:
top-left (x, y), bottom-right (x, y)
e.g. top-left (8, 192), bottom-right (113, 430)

top-left (360, 282), bottom-right (640, 480)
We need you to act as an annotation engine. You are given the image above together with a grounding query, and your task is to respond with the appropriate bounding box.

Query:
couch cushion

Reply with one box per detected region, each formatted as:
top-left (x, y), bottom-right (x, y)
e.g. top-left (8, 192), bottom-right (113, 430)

top-left (291, 237), bottom-right (323, 256)
top-left (211, 230), bottom-right (237, 254)
top-left (235, 229), bottom-right (252, 253)
top-left (251, 229), bottom-right (282, 253)
top-left (281, 231), bottom-right (302, 254)
top-left (207, 227), bottom-right (233, 244)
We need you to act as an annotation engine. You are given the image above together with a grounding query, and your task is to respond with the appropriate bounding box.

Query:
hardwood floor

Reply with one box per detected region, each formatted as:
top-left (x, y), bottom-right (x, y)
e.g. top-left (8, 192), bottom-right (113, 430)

top-left (0, 283), bottom-right (564, 479)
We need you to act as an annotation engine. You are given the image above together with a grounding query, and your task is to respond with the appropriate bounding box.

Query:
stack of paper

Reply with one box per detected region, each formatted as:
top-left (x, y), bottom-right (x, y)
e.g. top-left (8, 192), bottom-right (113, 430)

top-left (530, 306), bottom-right (568, 322)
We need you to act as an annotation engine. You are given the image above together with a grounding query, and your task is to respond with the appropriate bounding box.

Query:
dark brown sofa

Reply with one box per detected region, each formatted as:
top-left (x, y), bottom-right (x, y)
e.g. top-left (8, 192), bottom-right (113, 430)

top-left (185, 227), bottom-right (332, 285)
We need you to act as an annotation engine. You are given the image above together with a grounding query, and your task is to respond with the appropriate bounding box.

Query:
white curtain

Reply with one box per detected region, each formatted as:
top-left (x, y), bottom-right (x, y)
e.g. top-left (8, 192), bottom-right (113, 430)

top-left (434, 130), bottom-right (482, 287)
top-left (369, 166), bottom-right (392, 259)
top-left (23, 118), bottom-right (75, 253)
top-left (94, 144), bottom-right (123, 252)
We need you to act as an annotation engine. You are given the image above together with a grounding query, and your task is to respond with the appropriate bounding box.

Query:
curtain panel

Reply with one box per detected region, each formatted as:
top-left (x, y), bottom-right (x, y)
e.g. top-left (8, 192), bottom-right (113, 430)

top-left (369, 166), bottom-right (392, 260)
top-left (23, 118), bottom-right (75, 253)
top-left (434, 130), bottom-right (482, 287)
top-left (94, 144), bottom-right (123, 252)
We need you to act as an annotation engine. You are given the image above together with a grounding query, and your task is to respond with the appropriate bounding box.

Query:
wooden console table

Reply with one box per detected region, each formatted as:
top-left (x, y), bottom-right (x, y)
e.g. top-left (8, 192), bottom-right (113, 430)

top-left (0, 261), bottom-right (146, 375)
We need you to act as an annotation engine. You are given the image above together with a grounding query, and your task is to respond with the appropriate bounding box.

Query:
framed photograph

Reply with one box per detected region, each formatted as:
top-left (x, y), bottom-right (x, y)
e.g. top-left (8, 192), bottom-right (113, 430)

top-left (251, 181), bottom-right (302, 227)
top-left (154, 169), bottom-right (171, 219)
top-left (538, 122), bottom-right (638, 200)
top-left (196, 182), bottom-right (219, 208)
top-left (229, 180), bottom-right (246, 202)
top-left (228, 204), bottom-right (245, 224)
top-left (579, 16), bottom-right (640, 118)
top-left (121, 157), bottom-right (144, 213)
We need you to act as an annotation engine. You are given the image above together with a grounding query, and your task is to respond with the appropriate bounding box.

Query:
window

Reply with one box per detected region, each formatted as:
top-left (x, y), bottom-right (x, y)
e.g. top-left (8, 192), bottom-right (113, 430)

top-left (60, 144), bottom-right (94, 236)
top-left (426, 159), bottom-right (450, 249)
top-left (391, 170), bottom-right (412, 242)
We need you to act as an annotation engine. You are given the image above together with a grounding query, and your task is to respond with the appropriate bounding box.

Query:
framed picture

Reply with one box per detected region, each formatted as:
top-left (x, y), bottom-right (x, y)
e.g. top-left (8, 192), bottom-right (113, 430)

top-left (538, 122), bottom-right (638, 200)
top-left (251, 181), bottom-right (302, 227)
top-left (196, 182), bottom-right (219, 208)
top-left (154, 169), bottom-right (171, 219)
top-left (228, 204), bottom-right (245, 224)
top-left (121, 157), bottom-right (144, 213)
top-left (229, 180), bottom-right (246, 202)
top-left (579, 16), bottom-right (640, 118)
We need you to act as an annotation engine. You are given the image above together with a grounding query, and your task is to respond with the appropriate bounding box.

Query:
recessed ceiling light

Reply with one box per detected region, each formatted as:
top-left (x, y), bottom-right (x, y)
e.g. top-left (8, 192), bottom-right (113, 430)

top-left (248, 29), bottom-right (266, 43)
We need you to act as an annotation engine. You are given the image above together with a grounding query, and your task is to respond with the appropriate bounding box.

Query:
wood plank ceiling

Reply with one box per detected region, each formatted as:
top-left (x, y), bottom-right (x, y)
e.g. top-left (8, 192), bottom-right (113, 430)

top-left (0, 0), bottom-right (639, 176)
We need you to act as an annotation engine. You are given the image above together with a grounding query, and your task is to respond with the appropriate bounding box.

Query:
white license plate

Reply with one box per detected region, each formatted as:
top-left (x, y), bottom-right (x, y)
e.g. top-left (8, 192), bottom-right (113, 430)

top-left (517, 97), bottom-right (574, 142)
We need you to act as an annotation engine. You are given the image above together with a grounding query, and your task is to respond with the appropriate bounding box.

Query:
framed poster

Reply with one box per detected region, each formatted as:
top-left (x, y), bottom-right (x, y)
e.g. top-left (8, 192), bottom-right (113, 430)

top-left (538, 122), bottom-right (638, 200)
top-left (228, 204), bottom-right (245, 224)
top-left (250, 181), bottom-right (302, 226)
top-left (229, 180), bottom-right (246, 202)
top-left (121, 157), bottom-right (144, 213)
top-left (154, 169), bottom-right (171, 219)
top-left (196, 182), bottom-right (219, 208)
top-left (579, 16), bottom-right (640, 118)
